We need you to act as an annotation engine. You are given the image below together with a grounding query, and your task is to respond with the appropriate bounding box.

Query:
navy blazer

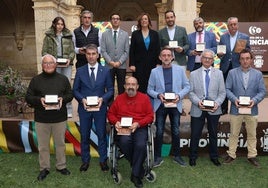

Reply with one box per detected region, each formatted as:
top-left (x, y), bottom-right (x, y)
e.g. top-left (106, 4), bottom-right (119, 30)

top-left (186, 31), bottom-right (217, 71)
top-left (73, 63), bottom-right (114, 115)
top-left (219, 32), bottom-right (250, 74)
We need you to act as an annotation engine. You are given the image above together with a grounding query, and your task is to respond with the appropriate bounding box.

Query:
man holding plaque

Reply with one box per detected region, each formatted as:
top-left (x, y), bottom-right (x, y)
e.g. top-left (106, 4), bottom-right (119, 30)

top-left (188, 49), bottom-right (226, 166)
top-left (224, 49), bottom-right (266, 167)
top-left (108, 76), bottom-right (154, 188)
top-left (73, 44), bottom-right (114, 172)
top-left (147, 48), bottom-right (190, 167)
top-left (187, 17), bottom-right (217, 72)
top-left (26, 54), bottom-right (73, 180)
top-left (218, 17), bottom-right (250, 114)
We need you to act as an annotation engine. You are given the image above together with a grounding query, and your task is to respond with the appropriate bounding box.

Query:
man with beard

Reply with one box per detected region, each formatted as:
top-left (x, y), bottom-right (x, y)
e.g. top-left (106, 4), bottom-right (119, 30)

top-left (147, 48), bottom-right (190, 167)
top-left (187, 17), bottom-right (217, 72)
top-left (108, 76), bottom-right (154, 188)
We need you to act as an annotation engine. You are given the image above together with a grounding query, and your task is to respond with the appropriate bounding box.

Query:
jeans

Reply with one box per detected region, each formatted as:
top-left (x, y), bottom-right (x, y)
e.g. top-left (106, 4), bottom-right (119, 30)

top-left (155, 104), bottom-right (181, 158)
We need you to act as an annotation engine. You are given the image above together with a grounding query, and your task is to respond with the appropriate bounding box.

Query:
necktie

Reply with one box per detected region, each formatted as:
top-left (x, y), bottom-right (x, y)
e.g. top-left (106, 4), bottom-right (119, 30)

top-left (113, 30), bottom-right (117, 45)
top-left (205, 69), bottom-right (210, 99)
top-left (198, 32), bottom-right (202, 43)
top-left (90, 67), bottom-right (95, 86)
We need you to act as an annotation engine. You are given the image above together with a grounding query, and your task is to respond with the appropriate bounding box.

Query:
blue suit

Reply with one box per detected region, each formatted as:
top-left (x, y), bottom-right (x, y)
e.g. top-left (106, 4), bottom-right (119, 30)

top-left (73, 63), bottom-right (114, 163)
top-left (147, 63), bottom-right (190, 158)
top-left (219, 32), bottom-right (250, 75)
top-left (226, 67), bottom-right (266, 116)
top-left (187, 31), bottom-right (217, 71)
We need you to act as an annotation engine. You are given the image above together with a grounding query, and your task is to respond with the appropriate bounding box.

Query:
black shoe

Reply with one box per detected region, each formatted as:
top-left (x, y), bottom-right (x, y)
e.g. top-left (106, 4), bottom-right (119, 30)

top-left (37, 169), bottom-right (49, 181)
top-left (79, 163), bottom-right (89, 172)
top-left (189, 159), bottom-right (196, 166)
top-left (211, 159), bottom-right (221, 166)
top-left (223, 156), bottom-right (235, 164)
top-left (247, 158), bottom-right (260, 168)
top-left (99, 161), bottom-right (109, 172)
top-left (56, 168), bottom-right (71, 175)
top-left (131, 174), bottom-right (143, 188)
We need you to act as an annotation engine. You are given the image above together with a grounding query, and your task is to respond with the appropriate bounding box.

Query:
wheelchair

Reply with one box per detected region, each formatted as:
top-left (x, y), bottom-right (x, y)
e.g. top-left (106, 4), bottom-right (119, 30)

top-left (108, 124), bottom-right (156, 184)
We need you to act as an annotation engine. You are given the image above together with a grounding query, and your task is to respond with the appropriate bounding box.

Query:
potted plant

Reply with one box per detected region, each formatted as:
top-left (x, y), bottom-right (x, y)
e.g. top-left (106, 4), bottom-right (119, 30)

top-left (0, 65), bottom-right (27, 117)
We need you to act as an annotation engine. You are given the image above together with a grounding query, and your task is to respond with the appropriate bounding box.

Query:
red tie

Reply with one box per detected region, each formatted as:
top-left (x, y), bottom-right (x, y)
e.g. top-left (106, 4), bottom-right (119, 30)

top-left (198, 32), bottom-right (202, 43)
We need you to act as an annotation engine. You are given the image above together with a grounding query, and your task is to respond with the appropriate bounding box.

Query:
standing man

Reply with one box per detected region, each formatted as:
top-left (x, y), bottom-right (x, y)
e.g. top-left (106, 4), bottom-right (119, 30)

top-left (187, 17), bottom-right (217, 72)
top-left (26, 54), bottom-right (73, 181)
top-left (108, 76), bottom-right (154, 188)
top-left (73, 10), bottom-right (102, 69)
top-left (223, 49), bottom-right (266, 167)
top-left (158, 10), bottom-right (189, 70)
top-left (147, 48), bottom-right (190, 167)
top-left (101, 13), bottom-right (129, 95)
top-left (73, 44), bottom-right (114, 172)
top-left (188, 49), bottom-right (226, 166)
top-left (218, 17), bottom-right (250, 114)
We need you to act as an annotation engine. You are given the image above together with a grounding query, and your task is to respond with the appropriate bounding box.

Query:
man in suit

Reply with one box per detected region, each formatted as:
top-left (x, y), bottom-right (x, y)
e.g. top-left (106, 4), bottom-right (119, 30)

top-left (101, 13), bottom-right (129, 95)
top-left (73, 10), bottom-right (102, 69)
top-left (223, 49), bottom-right (266, 167)
top-left (218, 17), bottom-right (250, 114)
top-left (188, 49), bottom-right (226, 167)
top-left (147, 48), bottom-right (190, 167)
top-left (187, 17), bottom-right (217, 72)
top-left (158, 10), bottom-right (189, 71)
top-left (73, 44), bottom-right (114, 172)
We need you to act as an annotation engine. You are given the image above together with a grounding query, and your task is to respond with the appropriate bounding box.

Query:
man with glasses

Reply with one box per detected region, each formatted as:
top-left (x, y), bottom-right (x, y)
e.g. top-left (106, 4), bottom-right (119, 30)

top-left (73, 10), bottom-right (102, 68)
top-left (26, 54), bottom-right (73, 181)
top-left (101, 13), bottom-right (129, 97)
top-left (188, 49), bottom-right (226, 166)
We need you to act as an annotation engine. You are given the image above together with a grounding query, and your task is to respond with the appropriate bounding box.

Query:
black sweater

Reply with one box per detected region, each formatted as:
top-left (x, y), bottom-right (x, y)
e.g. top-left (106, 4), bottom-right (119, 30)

top-left (26, 71), bottom-right (73, 123)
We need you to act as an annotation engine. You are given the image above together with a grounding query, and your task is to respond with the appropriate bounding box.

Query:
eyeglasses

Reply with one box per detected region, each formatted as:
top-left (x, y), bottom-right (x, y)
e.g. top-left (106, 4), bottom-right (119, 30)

top-left (202, 56), bottom-right (214, 61)
top-left (43, 62), bottom-right (55, 66)
top-left (83, 16), bottom-right (91, 19)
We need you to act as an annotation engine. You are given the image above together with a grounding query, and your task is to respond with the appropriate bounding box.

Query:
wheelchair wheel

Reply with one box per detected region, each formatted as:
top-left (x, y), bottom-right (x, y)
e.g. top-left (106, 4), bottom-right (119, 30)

top-left (145, 170), bottom-right (156, 183)
top-left (112, 171), bottom-right (122, 184)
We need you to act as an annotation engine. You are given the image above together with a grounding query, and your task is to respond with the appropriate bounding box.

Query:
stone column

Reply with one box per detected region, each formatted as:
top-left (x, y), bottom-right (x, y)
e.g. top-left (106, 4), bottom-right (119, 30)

top-left (32, 0), bottom-right (82, 73)
top-left (155, 0), bottom-right (173, 30)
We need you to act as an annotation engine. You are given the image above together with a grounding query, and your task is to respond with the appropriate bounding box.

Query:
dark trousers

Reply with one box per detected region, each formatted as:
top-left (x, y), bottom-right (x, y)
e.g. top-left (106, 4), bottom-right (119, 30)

top-left (155, 105), bottom-right (181, 158)
top-left (189, 111), bottom-right (220, 160)
top-left (110, 68), bottom-right (126, 95)
top-left (79, 109), bottom-right (108, 163)
top-left (117, 127), bottom-right (148, 178)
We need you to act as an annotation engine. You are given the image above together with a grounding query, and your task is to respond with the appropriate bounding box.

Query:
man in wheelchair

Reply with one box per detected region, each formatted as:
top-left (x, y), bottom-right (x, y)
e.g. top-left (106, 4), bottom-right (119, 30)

top-left (107, 76), bottom-right (154, 188)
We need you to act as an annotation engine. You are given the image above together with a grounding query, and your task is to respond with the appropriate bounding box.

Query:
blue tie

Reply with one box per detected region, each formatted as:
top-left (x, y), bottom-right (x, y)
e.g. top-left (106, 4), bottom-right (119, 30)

top-left (90, 67), bottom-right (95, 87)
top-left (205, 69), bottom-right (210, 99)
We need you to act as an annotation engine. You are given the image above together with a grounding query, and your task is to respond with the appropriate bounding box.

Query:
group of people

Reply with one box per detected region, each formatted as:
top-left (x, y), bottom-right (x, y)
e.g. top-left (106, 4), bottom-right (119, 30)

top-left (25, 8), bottom-right (266, 188)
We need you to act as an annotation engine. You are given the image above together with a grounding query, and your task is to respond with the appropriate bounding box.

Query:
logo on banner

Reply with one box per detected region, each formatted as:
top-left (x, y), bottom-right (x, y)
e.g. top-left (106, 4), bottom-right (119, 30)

top-left (260, 128), bottom-right (268, 152)
top-left (249, 26), bottom-right (262, 35)
top-left (254, 55), bottom-right (264, 68)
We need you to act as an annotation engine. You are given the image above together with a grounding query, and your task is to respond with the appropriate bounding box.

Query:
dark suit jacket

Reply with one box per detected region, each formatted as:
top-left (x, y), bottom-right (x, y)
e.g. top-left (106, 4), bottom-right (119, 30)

top-left (158, 25), bottom-right (189, 66)
top-left (219, 31), bottom-right (250, 74)
top-left (73, 63), bottom-right (114, 115)
top-left (186, 31), bottom-right (217, 71)
top-left (129, 29), bottom-right (160, 93)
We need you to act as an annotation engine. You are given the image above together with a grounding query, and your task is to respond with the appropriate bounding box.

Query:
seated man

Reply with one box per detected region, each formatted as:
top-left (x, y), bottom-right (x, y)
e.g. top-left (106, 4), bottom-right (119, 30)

top-left (107, 76), bottom-right (154, 188)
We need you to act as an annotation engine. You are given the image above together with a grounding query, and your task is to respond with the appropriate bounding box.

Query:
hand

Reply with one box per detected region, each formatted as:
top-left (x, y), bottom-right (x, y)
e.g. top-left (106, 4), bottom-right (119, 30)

top-left (58, 97), bottom-right (63, 109)
top-left (114, 62), bottom-right (121, 68)
top-left (66, 59), bottom-right (71, 66)
top-left (79, 48), bottom-right (86, 54)
top-left (129, 122), bottom-right (139, 133)
top-left (97, 97), bottom-right (103, 108)
top-left (115, 121), bottom-right (122, 132)
top-left (191, 50), bottom-right (201, 56)
top-left (129, 66), bottom-right (136, 72)
top-left (174, 46), bottom-right (183, 53)
top-left (198, 100), bottom-right (205, 110)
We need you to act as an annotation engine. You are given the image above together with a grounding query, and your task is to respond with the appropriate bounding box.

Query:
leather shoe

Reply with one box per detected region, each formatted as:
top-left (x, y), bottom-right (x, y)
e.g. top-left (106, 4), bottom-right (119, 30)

top-left (131, 174), bottom-right (143, 188)
top-left (100, 161), bottom-right (109, 172)
top-left (247, 158), bottom-right (260, 168)
top-left (189, 159), bottom-right (196, 166)
top-left (37, 169), bottom-right (49, 181)
top-left (56, 168), bottom-right (71, 175)
top-left (211, 159), bottom-right (221, 166)
top-left (80, 163), bottom-right (89, 172)
top-left (223, 156), bottom-right (235, 164)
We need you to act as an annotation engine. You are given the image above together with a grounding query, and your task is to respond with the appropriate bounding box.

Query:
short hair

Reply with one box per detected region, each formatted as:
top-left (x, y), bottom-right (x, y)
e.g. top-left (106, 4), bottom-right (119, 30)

top-left (239, 48), bottom-right (254, 59)
top-left (160, 47), bottom-right (173, 55)
top-left (81, 10), bottom-right (94, 19)
top-left (227, 17), bottom-right (238, 23)
top-left (136, 13), bottom-right (152, 30)
top-left (110, 13), bottom-right (121, 20)
top-left (85, 44), bottom-right (98, 53)
top-left (201, 49), bottom-right (215, 58)
top-left (51, 17), bottom-right (66, 33)
top-left (125, 76), bottom-right (138, 85)
top-left (193, 17), bottom-right (204, 24)
top-left (41, 54), bottom-right (56, 64)
top-left (165, 10), bottom-right (176, 18)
